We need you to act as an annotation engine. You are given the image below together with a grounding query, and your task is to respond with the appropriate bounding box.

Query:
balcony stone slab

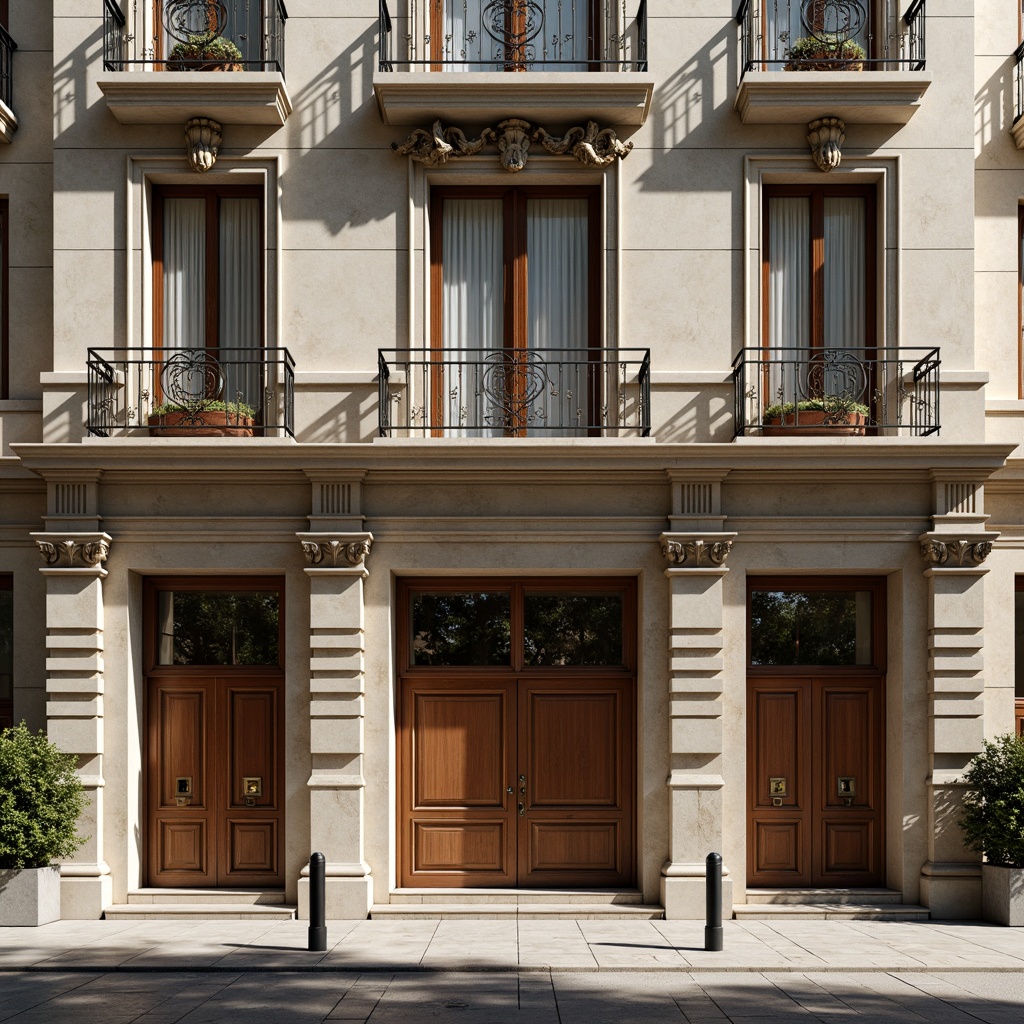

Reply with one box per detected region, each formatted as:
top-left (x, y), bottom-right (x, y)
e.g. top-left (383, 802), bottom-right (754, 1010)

top-left (373, 71), bottom-right (655, 126)
top-left (734, 71), bottom-right (932, 125)
top-left (0, 98), bottom-right (16, 143)
top-left (97, 72), bottom-right (292, 126)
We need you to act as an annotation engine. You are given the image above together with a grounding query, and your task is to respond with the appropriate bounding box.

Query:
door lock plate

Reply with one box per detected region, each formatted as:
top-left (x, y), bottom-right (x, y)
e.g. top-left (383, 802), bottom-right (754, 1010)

top-left (175, 776), bottom-right (192, 807)
top-left (243, 776), bottom-right (263, 806)
top-left (769, 777), bottom-right (787, 806)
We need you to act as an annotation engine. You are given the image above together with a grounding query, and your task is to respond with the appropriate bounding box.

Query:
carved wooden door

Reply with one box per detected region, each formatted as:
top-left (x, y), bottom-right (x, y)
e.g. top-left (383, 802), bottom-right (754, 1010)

top-left (146, 675), bottom-right (284, 887)
top-left (747, 675), bottom-right (884, 887)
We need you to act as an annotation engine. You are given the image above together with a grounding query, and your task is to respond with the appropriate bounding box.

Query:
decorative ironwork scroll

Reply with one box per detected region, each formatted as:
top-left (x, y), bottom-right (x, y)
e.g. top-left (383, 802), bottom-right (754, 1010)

top-left (801, 0), bottom-right (866, 44)
top-left (479, 349), bottom-right (551, 429)
top-left (162, 0), bottom-right (228, 43)
top-left (161, 349), bottom-right (225, 406)
top-left (482, 0), bottom-right (545, 63)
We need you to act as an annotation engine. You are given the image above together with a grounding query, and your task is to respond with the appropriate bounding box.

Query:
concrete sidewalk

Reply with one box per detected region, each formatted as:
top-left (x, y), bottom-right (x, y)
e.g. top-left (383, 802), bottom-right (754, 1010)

top-left (1, 917), bottom-right (1023, 974)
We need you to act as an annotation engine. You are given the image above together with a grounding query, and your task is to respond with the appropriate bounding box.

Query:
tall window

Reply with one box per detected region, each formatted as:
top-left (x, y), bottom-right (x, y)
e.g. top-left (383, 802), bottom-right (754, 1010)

top-left (430, 186), bottom-right (599, 435)
top-left (431, 0), bottom-right (592, 70)
top-left (0, 199), bottom-right (7, 400)
top-left (0, 576), bottom-right (12, 731)
top-left (154, 1), bottom-right (262, 64)
top-left (152, 185), bottom-right (263, 407)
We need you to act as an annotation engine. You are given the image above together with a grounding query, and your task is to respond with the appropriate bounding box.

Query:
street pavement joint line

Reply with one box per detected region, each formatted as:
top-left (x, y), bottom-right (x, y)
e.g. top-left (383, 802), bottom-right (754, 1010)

top-left (897, 972), bottom-right (999, 1024)
top-left (549, 967), bottom-right (564, 1024)
top-left (826, 971), bottom-right (940, 1022)
top-left (0, 971), bottom-right (103, 1023)
top-left (416, 922), bottom-right (441, 967)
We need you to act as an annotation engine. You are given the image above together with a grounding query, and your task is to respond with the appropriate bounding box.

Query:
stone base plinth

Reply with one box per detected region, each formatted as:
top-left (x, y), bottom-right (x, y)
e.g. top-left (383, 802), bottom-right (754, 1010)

top-left (60, 874), bottom-right (113, 920)
top-left (298, 875), bottom-right (373, 921)
top-left (920, 868), bottom-right (981, 920)
top-left (661, 874), bottom-right (733, 921)
top-left (982, 865), bottom-right (1024, 926)
top-left (0, 866), bottom-right (61, 926)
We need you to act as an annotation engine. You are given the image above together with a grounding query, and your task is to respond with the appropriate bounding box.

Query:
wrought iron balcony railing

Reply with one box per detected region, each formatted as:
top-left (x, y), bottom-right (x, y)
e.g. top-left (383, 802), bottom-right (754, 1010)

top-left (103, 0), bottom-right (288, 73)
top-left (378, 348), bottom-right (651, 437)
top-left (736, 0), bottom-right (926, 78)
top-left (0, 24), bottom-right (16, 111)
top-left (732, 346), bottom-right (940, 437)
top-left (378, 0), bottom-right (648, 72)
top-left (1015, 39), bottom-right (1024, 126)
top-left (87, 347), bottom-right (295, 438)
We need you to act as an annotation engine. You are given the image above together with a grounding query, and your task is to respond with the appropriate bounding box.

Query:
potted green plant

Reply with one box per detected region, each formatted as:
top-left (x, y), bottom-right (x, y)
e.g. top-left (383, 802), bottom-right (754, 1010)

top-left (959, 734), bottom-right (1024, 926)
top-left (167, 33), bottom-right (244, 72)
top-left (784, 34), bottom-right (866, 71)
top-left (148, 399), bottom-right (256, 437)
top-left (761, 394), bottom-right (870, 436)
top-left (0, 723), bottom-right (87, 926)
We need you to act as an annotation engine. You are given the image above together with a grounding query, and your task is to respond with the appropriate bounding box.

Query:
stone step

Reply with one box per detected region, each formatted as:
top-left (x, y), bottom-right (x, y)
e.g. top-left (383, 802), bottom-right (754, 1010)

top-left (744, 888), bottom-right (904, 906)
top-left (127, 888), bottom-right (287, 906)
top-left (388, 888), bottom-right (646, 906)
top-left (734, 903), bottom-right (929, 921)
top-left (370, 903), bottom-right (664, 920)
top-left (105, 903), bottom-right (296, 921)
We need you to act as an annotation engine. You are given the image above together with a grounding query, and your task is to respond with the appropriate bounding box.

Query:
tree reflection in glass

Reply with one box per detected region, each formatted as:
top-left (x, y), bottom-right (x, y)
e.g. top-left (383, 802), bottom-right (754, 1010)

top-left (157, 590), bottom-right (280, 666)
top-left (750, 589), bottom-right (872, 666)
top-left (411, 592), bottom-right (512, 666)
top-left (524, 591), bottom-right (623, 666)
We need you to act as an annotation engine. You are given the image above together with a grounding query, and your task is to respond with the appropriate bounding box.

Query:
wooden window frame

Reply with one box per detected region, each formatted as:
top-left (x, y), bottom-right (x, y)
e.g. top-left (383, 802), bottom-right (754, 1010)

top-left (429, 0), bottom-right (602, 70)
top-left (746, 575), bottom-right (888, 676)
top-left (1018, 205), bottom-right (1023, 400)
top-left (397, 577), bottom-right (637, 677)
top-left (429, 185), bottom-right (601, 435)
top-left (0, 198), bottom-right (7, 400)
top-left (143, 576), bottom-right (285, 676)
top-left (151, 183), bottom-right (265, 355)
top-left (0, 574), bottom-right (11, 731)
top-left (761, 184), bottom-right (878, 355)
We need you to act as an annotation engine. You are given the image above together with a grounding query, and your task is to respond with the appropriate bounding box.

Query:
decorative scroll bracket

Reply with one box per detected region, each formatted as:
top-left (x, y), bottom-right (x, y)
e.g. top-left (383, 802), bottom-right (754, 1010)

top-left (661, 532), bottom-right (737, 569)
top-left (299, 534), bottom-right (373, 569)
top-left (185, 117), bottom-right (222, 173)
top-left (32, 533), bottom-right (113, 575)
top-left (919, 535), bottom-right (996, 569)
top-left (807, 116), bottom-right (845, 173)
top-left (393, 118), bottom-right (633, 173)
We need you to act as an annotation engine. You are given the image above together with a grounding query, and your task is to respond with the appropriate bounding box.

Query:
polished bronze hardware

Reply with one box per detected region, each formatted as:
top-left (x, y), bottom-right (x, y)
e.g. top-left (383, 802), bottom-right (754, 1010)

top-left (838, 776), bottom-right (856, 806)
top-left (243, 776), bottom-right (262, 807)
top-left (769, 776), bottom-right (787, 807)
top-left (175, 776), bottom-right (192, 807)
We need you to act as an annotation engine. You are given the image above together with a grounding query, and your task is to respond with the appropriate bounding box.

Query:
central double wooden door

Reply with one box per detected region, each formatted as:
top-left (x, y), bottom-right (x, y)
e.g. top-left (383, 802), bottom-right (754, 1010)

top-left (145, 676), bottom-right (284, 887)
top-left (400, 676), bottom-right (634, 887)
top-left (747, 676), bottom-right (884, 887)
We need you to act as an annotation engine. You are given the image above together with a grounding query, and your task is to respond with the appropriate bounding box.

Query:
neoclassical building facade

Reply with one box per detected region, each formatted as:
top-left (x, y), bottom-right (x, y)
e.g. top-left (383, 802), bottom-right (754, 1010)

top-left (1, 0), bottom-right (1023, 922)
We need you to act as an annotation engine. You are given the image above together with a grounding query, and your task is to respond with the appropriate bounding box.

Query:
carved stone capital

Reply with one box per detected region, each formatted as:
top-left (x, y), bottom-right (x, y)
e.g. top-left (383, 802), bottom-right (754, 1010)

top-left (393, 118), bottom-right (632, 173)
top-left (919, 536), bottom-right (995, 568)
top-left (661, 532), bottom-right (736, 568)
top-left (299, 534), bottom-right (373, 568)
top-left (32, 533), bottom-right (112, 572)
top-left (807, 116), bottom-right (845, 173)
top-left (185, 117), bottom-right (222, 173)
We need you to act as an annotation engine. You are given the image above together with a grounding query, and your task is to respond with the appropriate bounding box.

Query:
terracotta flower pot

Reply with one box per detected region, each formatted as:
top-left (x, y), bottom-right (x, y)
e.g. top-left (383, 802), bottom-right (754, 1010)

top-left (761, 410), bottom-right (866, 437)
top-left (147, 410), bottom-right (254, 437)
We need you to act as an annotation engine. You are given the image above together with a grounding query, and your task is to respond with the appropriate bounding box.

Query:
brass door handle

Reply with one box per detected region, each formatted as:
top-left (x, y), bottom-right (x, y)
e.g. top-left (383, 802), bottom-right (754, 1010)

top-left (519, 774), bottom-right (527, 795)
top-left (518, 801), bottom-right (525, 817)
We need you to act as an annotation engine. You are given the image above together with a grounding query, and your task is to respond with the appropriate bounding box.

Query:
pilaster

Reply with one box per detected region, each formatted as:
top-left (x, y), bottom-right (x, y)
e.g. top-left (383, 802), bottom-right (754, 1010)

top-left (659, 520), bottom-right (736, 920)
top-left (30, 530), bottom-right (113, 919)
top-left (918, 493), bottom-right (997, 920)
top-left (296, 475), bottom-right (374, 918)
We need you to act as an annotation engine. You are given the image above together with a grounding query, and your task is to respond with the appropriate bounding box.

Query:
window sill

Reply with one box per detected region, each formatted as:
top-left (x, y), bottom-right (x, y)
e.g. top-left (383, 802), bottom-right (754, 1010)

top-left (0, 98), bottom-right (16, 143)
top-left (97, 71), bottom-right (292, 126)
top-left (735, 71), bottom-right (932, 125)
top-left (372, 71), bottom-right (655, 127)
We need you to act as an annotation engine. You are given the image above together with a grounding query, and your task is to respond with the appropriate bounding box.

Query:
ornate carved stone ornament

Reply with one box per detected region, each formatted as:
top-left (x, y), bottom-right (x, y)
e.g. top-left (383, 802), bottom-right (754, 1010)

top-left (185, 117), bottom-right (222, 173)
top-left (662, 538), bottom-right (733, 568)
top-left (302, 538), bottom-right (373, 568)
top-left (920, 538), bottom-right (993, 568)
top-left (807, 116), bottom-right (845, 173)
top-left (393, 118), bottom-right (633, 172)
top-left (36, 537), bottom-right (110, 569)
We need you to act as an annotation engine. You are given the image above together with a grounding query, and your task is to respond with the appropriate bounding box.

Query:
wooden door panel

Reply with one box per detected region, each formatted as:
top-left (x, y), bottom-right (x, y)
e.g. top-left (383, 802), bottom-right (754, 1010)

top-left (158, 820), bottom-right (207, 874)
top-left (822, 820), bottom-right (875, 876)
top-left (528, 822), bottom-right (619, 873)
top-left (754, 820), bottom-right (803, 876)
top-left (401, 682), bottom-right (516, 886)
top-left (413, 691), bottom-right (510, 808)
top-left (227, 820), bottom-right (278, 873)
top-left (525, 690), bottom-right (619, 806)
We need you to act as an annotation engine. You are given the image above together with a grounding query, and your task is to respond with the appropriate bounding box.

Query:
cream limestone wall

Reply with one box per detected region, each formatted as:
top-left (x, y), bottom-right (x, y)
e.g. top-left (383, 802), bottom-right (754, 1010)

top-left (0, 0), bottom-right (1021, 923)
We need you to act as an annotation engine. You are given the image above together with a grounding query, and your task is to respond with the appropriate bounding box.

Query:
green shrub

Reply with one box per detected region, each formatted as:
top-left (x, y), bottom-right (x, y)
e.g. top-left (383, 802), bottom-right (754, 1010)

top-left (958, 734), bottom-right (1024, 868)
top-left (0, 723), bottom-right (88, 869)
top-left (168, 34), bottom-right (244, 67)
top-left (762, 397), bottom-right (870, 423)
top-left (151, 399), bottom-right (256, 418)
top-left (786, 35), bottom-right (866, 65)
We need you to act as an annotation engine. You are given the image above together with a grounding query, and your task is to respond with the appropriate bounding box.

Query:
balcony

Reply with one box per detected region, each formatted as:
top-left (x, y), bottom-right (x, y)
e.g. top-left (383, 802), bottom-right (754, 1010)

top-left (87, 347), bottom-right (295, 438)
top-left (373, 0), bottom-right (654, 126)
top-left (97, 1), bottom-right (291, 126)
top-left (378, 348), bottom-right (651, 438)
top-left (1012, 41), bottom-right (1024, 148)
top-left (732, 347), bottom-right (940, 438)
top-left (0, 23), bottom-right (17, 143)
top-left (734, 0), bottom-right (930, 124)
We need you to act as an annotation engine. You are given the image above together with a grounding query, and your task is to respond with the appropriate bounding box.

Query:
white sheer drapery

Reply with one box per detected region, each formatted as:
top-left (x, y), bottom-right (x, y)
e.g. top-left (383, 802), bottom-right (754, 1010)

top-left (767, 196), bottom-right (810, 350)
top-left (442, 198), bottom-right (504, 435)
top-left (527, 197), bottom-right (588, 435)
top-left (162, 197), bottom-right (206, 352)
top-left (823, 196), bottom-right (865, 349)
top-left (219, 197), bottom-right (262, 409)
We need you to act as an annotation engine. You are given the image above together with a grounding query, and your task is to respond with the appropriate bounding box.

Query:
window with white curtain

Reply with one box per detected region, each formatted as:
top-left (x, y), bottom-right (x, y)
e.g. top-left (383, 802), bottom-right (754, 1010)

top-left (153, 186), bottom-right (263, 410)
top-left (0, 199), bottom-right (7, 400)
top-left (431, 186), bottom-right (597, 436)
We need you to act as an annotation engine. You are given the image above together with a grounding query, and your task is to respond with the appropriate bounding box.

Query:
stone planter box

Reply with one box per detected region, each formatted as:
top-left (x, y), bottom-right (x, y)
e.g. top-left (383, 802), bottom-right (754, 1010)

top-left (982, 864), bottom-right (1024, 926)
top-left (0, 866), bottom-right (61, 926)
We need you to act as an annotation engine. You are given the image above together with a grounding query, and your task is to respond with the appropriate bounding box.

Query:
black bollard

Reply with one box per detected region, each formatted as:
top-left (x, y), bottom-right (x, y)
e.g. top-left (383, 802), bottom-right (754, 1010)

top-left (308, 851), bottom-right (327, 952)
top-left (705, 851), bottom-right (723, 952)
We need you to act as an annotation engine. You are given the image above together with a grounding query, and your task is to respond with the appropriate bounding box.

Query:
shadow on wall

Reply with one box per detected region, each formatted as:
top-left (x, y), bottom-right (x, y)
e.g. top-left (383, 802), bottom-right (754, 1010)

top-left (976, 58), bottom-right (1014, 160)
